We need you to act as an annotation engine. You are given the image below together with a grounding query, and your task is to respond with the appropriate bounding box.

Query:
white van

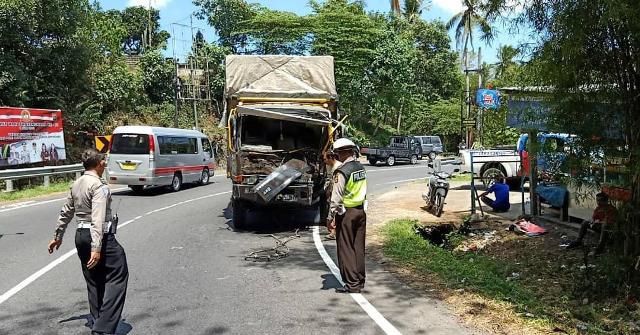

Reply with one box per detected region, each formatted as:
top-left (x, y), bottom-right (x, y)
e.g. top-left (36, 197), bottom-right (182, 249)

top-left (107, 126), bottom-right (215, 193)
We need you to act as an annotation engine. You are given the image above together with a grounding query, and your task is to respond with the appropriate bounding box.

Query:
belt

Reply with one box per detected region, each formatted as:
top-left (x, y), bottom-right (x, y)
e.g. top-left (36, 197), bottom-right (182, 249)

top-left (77, 222), bottom-right (92, 229)
top-left (346, 204), bottom-right (365, 210)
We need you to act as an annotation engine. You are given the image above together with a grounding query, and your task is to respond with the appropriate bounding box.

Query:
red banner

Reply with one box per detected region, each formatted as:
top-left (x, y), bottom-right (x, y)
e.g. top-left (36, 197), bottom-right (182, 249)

top-left (0, 107), bottom-right (66, 167)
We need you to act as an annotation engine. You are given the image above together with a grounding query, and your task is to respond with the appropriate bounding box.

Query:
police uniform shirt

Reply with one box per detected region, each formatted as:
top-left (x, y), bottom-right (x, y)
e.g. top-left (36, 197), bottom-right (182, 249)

top-left (327, 156), bottom-right (356, 222)
top-left (54, 171), bottom-right (112, 252)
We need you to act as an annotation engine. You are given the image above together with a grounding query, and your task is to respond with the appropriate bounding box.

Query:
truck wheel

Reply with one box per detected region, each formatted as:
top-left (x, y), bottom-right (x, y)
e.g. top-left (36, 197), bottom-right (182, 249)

top-left (386, 155), bottom-right (396, 166)
top-left (232, 199), bottom-right (247, 230)
top-left (482, 167), bottom-right (506, 187)
top-left (429, 152), bottom-right (437, 160)
top-left (410, 155), bottom-right (418, 165)
top-left (368, 159), bottom-right (377, 166)
top-left (129, 185), bottom-right (144, 194)
top-left (169, 173), bottom-right (182, 192)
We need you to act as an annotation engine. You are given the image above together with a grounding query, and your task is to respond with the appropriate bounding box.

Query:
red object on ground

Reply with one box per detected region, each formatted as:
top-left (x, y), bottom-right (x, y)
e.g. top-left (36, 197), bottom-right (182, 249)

top-left (602, 185), bottom-right (631, 202)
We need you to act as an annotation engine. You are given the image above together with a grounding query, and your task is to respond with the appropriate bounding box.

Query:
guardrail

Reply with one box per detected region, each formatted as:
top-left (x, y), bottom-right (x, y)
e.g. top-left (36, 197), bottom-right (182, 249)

top-left (0, 164), bottom-right (84, 192)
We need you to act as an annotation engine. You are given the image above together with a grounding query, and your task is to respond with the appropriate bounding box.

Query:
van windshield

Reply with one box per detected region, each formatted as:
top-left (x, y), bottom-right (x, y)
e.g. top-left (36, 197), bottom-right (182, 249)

top-left (111, 134), bottom-right (150, 155)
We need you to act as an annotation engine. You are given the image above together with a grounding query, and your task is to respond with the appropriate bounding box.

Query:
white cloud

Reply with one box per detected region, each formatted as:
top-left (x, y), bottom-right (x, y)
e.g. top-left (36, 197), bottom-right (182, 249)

top-left (432, 0), bottom-right (465, 14)
top-left (127, 0), bottom-right (171, 9)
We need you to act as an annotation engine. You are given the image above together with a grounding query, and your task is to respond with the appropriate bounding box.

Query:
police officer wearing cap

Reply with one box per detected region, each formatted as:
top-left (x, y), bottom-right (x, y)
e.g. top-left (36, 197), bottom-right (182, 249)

top-left (47, 148), bottom-right (128, 335)
top-left (327, 138), bottom-right (368, 293)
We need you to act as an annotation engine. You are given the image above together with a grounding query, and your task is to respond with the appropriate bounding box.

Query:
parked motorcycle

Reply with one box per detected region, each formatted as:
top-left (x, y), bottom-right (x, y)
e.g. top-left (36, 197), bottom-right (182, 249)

top-left (422, 166), bottom-right (451, 217)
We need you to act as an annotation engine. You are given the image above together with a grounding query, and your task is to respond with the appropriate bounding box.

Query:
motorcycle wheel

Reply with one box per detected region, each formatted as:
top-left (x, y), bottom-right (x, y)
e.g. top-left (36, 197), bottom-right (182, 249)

top-left (435, 193), bottom-right (444, 217)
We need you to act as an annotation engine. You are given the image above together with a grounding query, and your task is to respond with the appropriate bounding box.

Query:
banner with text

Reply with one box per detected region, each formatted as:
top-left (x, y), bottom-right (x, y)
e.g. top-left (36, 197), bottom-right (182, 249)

top-left (0, 107), bottom-right (66, 167)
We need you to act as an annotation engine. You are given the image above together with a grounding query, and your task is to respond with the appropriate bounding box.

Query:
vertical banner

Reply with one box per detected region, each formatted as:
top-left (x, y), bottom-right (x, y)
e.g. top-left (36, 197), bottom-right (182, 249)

top-left (0, 107), bottom-right (66, 167)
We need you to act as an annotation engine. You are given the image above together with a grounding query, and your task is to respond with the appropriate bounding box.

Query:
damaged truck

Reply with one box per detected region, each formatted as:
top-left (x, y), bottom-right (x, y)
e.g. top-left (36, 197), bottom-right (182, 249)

top-left (224, 55), bottom-right (339, 228)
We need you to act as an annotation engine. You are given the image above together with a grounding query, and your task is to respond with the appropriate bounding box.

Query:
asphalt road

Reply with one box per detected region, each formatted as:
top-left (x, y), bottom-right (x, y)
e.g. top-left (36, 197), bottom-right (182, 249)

top-left (0, 160), bottom-right (474, 335)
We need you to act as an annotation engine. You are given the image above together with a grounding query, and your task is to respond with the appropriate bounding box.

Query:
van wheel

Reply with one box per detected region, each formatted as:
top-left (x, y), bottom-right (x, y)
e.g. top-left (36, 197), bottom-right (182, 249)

top-left (170, 173), bottom-right (182, 192)
top-left (429, 152), bottom-right (437, 160)
top-left (386, 155), bottom-right (396, 166)
top-left (368, 159), bottom-right (377, 166)
top-left (232, 199), bottom-right (247, 230)
top-left (129, 185), bottom-right (144, 194)
top-left (410, 155), bottom-right (418, 165)
top-left (199, 169), bottom-right (210, 185)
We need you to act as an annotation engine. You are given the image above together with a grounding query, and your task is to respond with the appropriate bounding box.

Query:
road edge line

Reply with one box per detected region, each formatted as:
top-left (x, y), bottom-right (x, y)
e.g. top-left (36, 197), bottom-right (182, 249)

top-left (0, 191), bottom-right (231, 305)
top-left (312, 226), bottom-right (402, 335)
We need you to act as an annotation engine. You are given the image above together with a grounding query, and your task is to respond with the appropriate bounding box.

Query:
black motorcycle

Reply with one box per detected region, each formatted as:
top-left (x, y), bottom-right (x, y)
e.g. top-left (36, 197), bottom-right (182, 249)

top-left (422, 168), bottom-right (451, 217)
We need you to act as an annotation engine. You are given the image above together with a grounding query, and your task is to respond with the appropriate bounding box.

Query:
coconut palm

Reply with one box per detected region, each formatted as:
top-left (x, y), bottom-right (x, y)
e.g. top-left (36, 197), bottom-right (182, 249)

top-left (446, 0), bottom-right (495, 65)
top-left (495, 45), bottom-right (519, 79)
top-left (390, 0), bottom-right (424, 22)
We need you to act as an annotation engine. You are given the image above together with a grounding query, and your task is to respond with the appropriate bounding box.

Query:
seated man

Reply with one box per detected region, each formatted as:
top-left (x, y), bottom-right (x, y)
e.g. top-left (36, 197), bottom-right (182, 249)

top-left (479, 180), bottom-right (510, 212)
top-left (567, 192), bottom-right (617, 254)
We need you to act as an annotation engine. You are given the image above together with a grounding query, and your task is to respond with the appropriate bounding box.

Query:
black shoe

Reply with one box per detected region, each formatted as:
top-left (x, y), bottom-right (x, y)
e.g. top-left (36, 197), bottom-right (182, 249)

top-left (565, 240), bottom-right (583, 249)
top-left (335, 286), bottom-right (361, 294)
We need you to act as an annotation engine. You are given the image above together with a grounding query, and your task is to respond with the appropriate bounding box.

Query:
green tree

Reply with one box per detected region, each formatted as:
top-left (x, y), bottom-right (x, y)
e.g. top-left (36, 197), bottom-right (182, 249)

top-left (139, 50), bottom-right (174, 104)
top-left (446, 0), bottom-right (495, 66)
top-left (119, 6), bottom-right (170, 55)
top-left (193, 0), bottom-right (261, 52)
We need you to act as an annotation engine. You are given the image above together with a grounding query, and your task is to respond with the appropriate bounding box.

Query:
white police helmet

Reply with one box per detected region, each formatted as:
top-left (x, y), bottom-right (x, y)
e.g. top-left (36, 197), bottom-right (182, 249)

top-left (333, 138), bottom-right (356, 151)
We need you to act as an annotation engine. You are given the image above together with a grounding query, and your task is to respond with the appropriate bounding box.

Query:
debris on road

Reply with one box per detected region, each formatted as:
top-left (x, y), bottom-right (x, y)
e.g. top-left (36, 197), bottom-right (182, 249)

top-left (244, 229), bottom-right (301, 262)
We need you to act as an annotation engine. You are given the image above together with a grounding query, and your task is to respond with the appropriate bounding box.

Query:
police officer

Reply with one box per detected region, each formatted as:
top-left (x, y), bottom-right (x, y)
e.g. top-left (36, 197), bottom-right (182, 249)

top-left (47, 149), bottom-right (128, 335)
top-left (327, 138), bottom-right (367, 293)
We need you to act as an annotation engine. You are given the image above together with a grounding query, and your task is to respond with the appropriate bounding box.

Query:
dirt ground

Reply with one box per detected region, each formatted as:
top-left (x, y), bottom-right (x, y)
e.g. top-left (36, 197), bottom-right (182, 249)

top-left (366, 180), bottom-right (640, 335)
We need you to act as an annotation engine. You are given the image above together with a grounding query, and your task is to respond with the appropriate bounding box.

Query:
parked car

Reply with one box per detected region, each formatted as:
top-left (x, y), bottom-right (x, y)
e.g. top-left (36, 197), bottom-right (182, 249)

top-left (361, 136), bottom-right (422, 166)
top-left (414, 135), bottom-right (444, 160)
top-left (107, 126), bottom-right (216, 193)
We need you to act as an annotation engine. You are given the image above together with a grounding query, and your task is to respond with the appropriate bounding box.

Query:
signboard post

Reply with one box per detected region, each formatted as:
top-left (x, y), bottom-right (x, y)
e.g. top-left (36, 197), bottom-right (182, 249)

top-left (0, 107), bottom-right (66, 168)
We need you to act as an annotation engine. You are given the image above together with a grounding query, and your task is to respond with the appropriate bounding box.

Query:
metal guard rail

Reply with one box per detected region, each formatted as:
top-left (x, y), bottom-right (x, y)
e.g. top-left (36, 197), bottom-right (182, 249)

top-left (0, 164), bottom-right (84, 192)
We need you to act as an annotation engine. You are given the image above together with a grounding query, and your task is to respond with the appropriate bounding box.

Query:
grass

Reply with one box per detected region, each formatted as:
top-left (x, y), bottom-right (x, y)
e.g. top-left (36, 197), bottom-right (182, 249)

top-left (0, 181), bottom-right (72, 203)
top-left (380, 219), bottom-right (640, 334)
top-left (381, 219), bottom-right (546, 316)
top-left (450, 173), bottom-right (472, 182)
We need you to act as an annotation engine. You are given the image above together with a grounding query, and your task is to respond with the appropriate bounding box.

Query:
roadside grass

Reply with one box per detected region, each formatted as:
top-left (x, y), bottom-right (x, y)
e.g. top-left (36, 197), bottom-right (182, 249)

top-left (0, 181), bottom-right (71, 203)
top-left (380, 218), bottom-right (640, 334)
top-left (450, 173), bottom-right (472, 182)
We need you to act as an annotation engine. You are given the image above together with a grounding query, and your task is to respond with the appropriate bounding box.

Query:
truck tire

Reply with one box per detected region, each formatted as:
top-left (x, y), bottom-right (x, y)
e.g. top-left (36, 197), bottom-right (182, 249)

top-left (386, 155), bottom-right (396, 166)
top-left (368, 158), bottom-right (377, 166)
top-left (410, 155), bottom-right (418, 165)
top-left (232, 199), bottom-right (247, 230)
top-left (481, 166), bottom-right (506, 187)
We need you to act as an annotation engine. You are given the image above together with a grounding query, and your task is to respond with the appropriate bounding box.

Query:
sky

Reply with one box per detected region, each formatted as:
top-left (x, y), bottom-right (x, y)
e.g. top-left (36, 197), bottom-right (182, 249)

top-left (101, 0), bottom-right (532, 64)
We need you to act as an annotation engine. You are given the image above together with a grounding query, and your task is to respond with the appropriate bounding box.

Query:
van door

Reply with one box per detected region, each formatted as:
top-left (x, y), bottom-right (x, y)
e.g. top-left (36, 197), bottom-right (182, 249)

top-left (202, 138), bottom-right (214, 175)
top-left (108, 133), bottom-right (152, 177)
top-left (431, 136), bottom-right (443, 153)
top-left (421, 136), bottom-right (434, 154)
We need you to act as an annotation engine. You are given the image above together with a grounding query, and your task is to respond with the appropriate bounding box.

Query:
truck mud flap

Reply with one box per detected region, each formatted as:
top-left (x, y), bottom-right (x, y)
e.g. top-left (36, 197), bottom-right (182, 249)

top-left (252, 159), bottom-right (309, 203)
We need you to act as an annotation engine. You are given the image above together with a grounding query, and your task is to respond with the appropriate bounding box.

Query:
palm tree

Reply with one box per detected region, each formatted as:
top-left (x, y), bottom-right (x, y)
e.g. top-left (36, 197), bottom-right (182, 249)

top-left (495, 45), bottom-right (519, 79)
top-left (390, 0), bottom-right (424, 22)
top-left (446, 0), bottom-right (495, 66)
top-left (390, 0), bottom-right (401, 16)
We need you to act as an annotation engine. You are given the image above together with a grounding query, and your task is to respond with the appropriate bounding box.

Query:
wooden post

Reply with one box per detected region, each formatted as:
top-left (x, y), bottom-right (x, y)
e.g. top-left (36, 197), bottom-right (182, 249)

top-left (528, 131), bottom-right (539, 217)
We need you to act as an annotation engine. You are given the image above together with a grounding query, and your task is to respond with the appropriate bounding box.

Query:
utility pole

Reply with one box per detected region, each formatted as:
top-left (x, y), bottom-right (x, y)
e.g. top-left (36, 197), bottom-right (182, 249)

top-left (190, 15), bottom-right (199, 130)
top-left (478, 47), bottom-right (483, 146)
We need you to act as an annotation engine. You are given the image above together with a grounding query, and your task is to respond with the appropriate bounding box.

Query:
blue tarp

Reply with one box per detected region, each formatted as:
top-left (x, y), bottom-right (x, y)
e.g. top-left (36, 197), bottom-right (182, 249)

top-left (536, 185), bottom-right (568, 208)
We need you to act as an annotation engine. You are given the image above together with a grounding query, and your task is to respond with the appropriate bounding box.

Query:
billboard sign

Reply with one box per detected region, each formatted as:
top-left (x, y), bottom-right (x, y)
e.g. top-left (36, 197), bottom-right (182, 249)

top-left (476, 89), bottom-right (501, 109)
top-left (0, 107), bottom-right (66, 167)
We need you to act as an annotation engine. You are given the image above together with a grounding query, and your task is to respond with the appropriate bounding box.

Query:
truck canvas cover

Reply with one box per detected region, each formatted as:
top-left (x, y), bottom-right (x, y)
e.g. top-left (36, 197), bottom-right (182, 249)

top-left (225, 55), bottom-right (338, 100)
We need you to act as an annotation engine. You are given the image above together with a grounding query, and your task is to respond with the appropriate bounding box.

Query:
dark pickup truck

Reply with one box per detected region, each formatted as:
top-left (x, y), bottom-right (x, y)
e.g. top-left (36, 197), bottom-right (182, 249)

top-left (361, 136), bottom-right (423, 166)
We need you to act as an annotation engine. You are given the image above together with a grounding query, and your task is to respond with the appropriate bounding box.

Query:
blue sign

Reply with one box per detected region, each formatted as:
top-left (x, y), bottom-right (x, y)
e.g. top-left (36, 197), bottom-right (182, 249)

top-left (476, 89), bottom-right (500, 109)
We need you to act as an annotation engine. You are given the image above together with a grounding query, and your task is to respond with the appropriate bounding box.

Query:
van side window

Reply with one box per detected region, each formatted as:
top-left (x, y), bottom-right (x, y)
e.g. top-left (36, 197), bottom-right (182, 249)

top-left (202, 138), bottom-right (213, 158)
top-left (423, 137), bottom-right (431, 144)
top-left (158, 136), bottom-right (198, 155)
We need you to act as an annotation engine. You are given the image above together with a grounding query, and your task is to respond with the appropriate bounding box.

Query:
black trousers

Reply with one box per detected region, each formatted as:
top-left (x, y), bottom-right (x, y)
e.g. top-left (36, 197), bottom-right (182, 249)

top-left (75, 229), bottom-right (128, 334)
top-left (336, 207), bottom-right (366, 290)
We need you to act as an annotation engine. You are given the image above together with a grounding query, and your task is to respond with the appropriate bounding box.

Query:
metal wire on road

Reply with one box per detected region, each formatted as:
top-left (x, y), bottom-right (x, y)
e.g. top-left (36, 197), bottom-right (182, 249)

top-left (244, 229), bottom-right (301, 262)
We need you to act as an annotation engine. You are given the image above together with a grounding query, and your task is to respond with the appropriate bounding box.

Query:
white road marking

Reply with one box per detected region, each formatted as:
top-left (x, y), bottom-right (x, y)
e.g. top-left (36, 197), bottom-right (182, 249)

top-left (366, 166), bottom-right (424, 173)
top-left (312, 226), bottom-right (402, 335)
top-left (0, 191), bottom-right (231, 305)
top-left (0, 187), bottom-right (129, 214)
top-left (374, 177), bottom-right (425, 186)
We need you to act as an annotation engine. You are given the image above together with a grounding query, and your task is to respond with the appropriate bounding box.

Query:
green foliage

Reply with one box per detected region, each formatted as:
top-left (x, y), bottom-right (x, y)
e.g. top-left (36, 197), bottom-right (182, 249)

top-left (482, 105), bottom-right (520, 148)
top-left (92, 58), bottom-right (142, 113)
top-left (139, 50), bottom-right (174, 104)
top-left (119, 6), bottom-right (169, 54)
top-left (406, 98), bottom-right (462, 149)
top-left (193, 0), bottom-right (261, 52)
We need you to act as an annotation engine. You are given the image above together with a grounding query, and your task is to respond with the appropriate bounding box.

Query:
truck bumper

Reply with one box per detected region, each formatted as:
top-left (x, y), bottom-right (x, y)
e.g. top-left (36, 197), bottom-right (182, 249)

top-left (233, 184), bottom-right (316, 207)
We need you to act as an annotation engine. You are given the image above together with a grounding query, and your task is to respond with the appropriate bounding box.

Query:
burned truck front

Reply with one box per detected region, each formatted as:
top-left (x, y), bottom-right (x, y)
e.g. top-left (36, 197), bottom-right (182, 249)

top-left (228, 104), bottom-right (330, 210)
